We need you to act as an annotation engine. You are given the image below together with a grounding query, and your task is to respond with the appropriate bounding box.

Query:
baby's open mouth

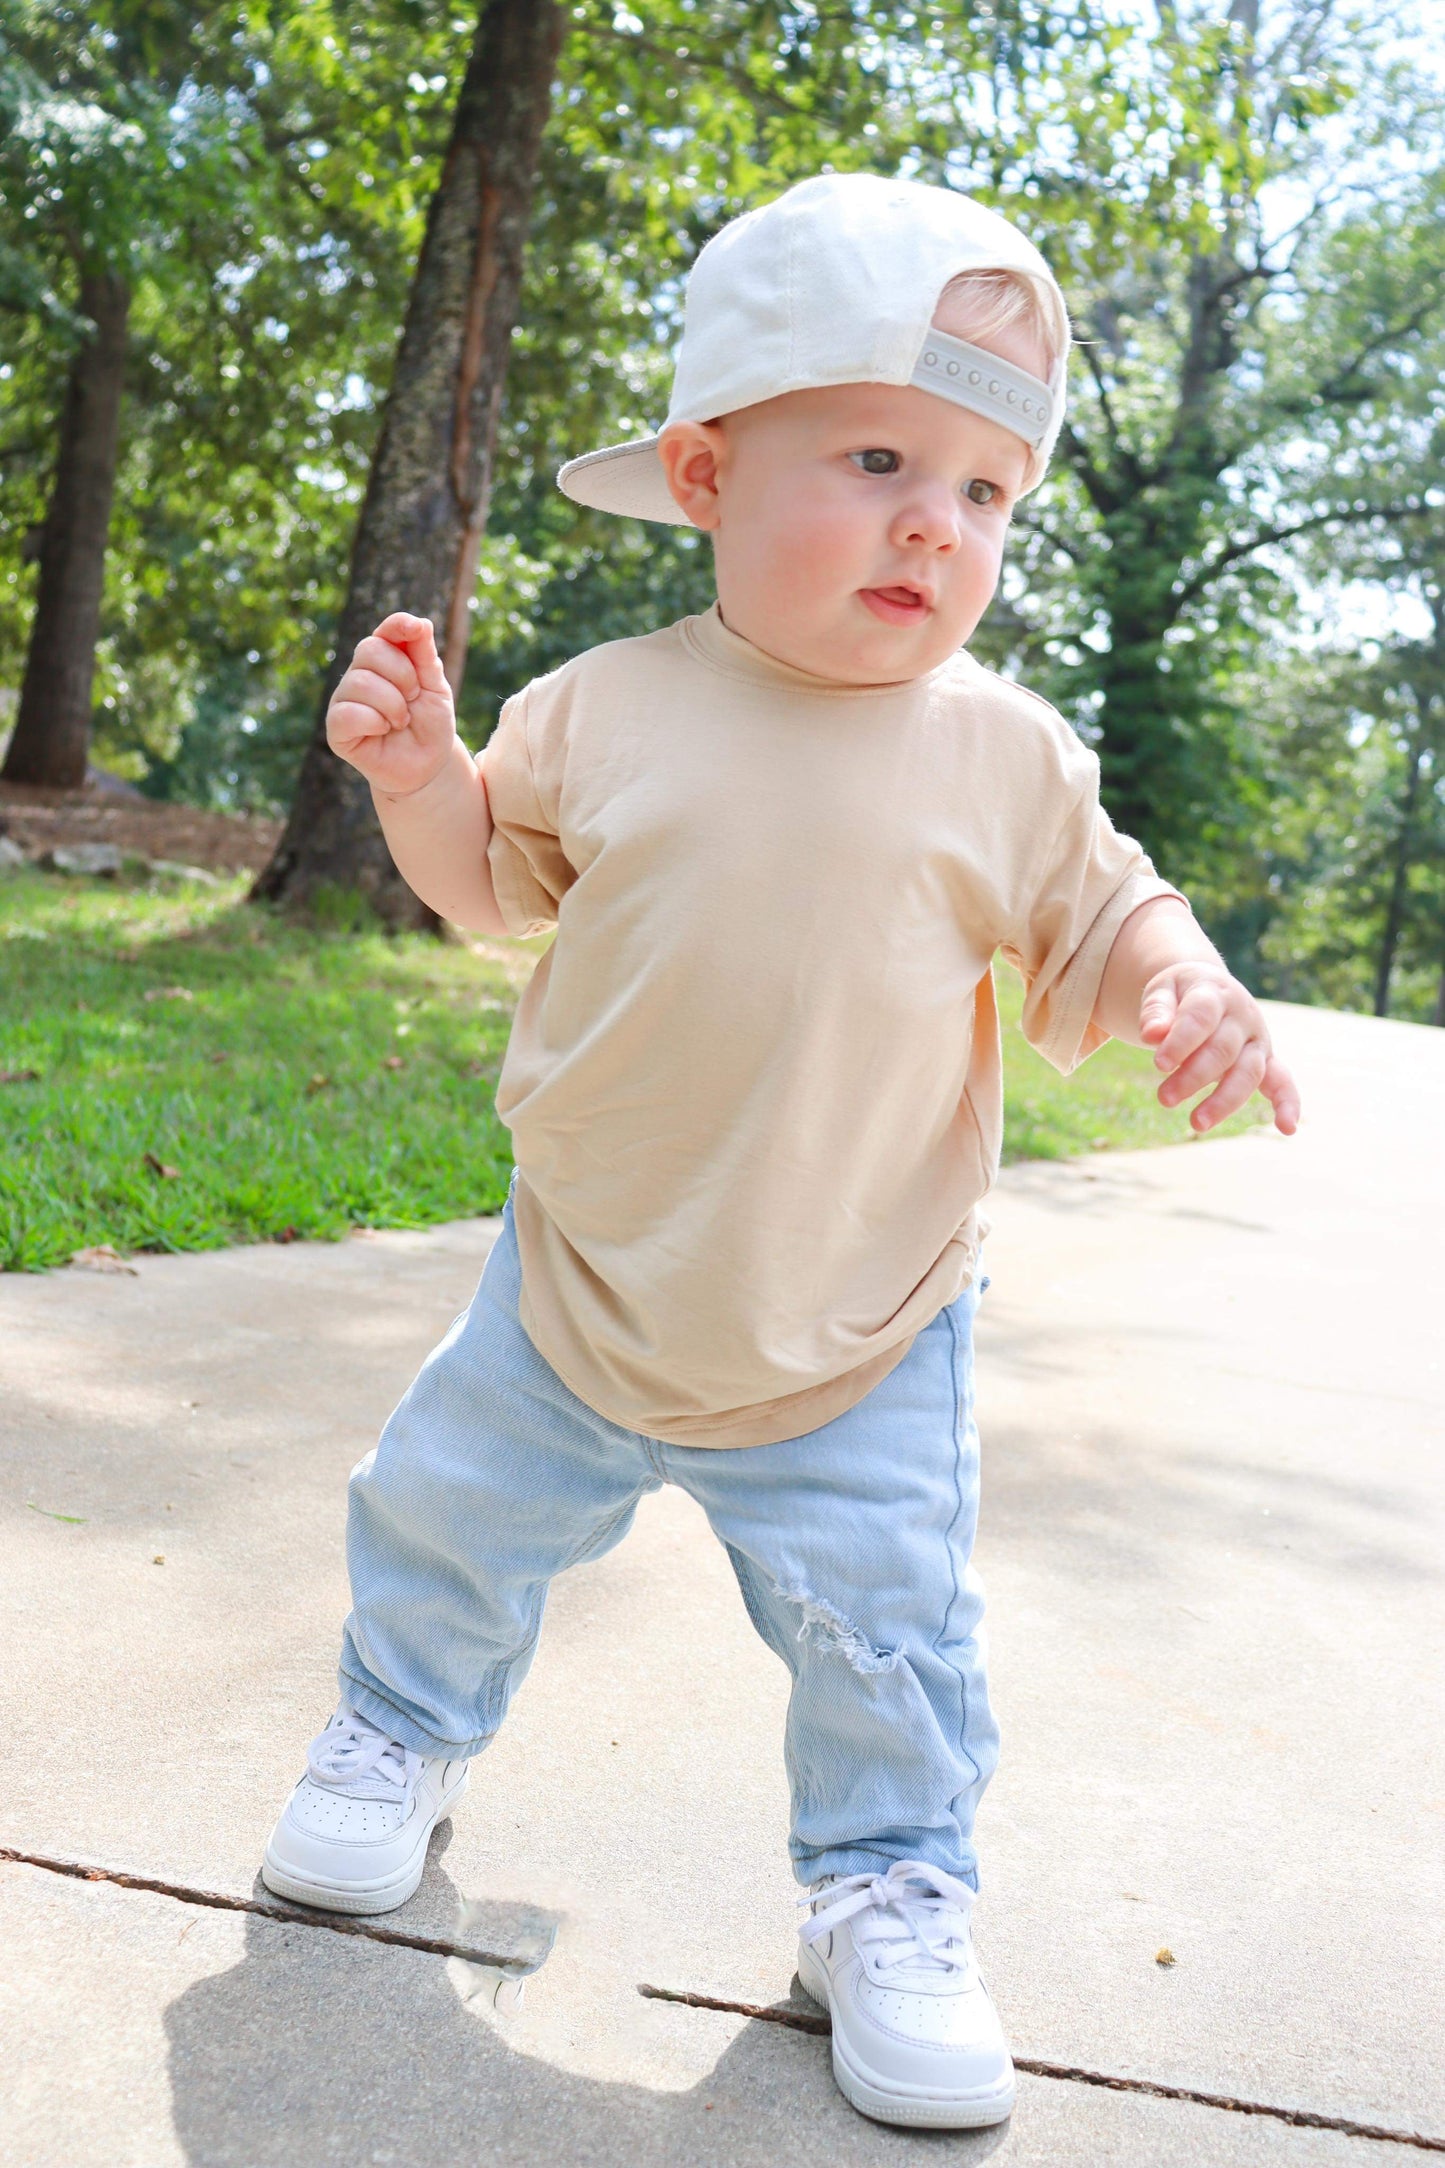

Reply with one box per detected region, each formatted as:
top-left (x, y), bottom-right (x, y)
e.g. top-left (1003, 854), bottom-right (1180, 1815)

top-left (860, 585), bottom-right (932, 624)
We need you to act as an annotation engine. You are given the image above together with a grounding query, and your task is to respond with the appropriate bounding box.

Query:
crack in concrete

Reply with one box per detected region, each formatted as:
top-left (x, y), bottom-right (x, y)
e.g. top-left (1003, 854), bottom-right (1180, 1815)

top-left (0, 1845), bottom-right (535, 1972)
top-left (637, 1986), bottom-right (1445, 2152)
top-left (8, 1848), bottom-right (1439, 2152)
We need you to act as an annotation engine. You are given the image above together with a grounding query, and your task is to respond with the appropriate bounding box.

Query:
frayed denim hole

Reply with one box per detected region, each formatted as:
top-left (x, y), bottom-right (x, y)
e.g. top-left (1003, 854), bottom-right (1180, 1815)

top-left (772, 1584), bottom-right (900, 1676)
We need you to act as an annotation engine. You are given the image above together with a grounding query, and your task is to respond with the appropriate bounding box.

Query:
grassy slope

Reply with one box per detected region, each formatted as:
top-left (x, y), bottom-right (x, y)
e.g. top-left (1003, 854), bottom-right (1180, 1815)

top-left (0, 870), bottom-right (1258, 1271)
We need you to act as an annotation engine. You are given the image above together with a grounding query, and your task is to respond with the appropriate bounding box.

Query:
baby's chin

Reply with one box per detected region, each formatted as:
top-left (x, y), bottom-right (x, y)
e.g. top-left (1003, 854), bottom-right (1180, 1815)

top-left (837, 594), bottom-right (970, 674)
top-left (725, 589), bottom-right (967, 682)
top-left (785, 614), bottom-right (951, 687)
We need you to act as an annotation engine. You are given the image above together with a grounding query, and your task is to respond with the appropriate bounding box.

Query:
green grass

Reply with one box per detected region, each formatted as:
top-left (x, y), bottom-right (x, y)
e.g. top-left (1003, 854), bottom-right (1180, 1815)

top-left (997, 977), bottom-right (1264, 1163)
top-left (0, 868), bottom-right (1259, 1272)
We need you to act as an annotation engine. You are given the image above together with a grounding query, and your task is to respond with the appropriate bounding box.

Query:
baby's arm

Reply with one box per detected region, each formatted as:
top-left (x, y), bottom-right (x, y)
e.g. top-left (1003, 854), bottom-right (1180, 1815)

top-left (325, 613), bottom-right (508, 934)
top-left (1093, 898), bottom-right (1301, 1136)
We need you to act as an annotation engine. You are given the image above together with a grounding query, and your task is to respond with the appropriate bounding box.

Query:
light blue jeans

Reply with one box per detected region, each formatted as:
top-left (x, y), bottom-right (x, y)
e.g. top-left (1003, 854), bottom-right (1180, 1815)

top-left (339, 1192), bottom-right (998, 1889)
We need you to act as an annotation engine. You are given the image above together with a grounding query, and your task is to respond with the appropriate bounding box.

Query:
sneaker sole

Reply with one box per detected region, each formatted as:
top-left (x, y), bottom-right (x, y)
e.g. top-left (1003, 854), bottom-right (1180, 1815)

top-left (797, 1944), bottom-right (1016, 2130)
top-left (260, 1769), bottom-right (468, 1918)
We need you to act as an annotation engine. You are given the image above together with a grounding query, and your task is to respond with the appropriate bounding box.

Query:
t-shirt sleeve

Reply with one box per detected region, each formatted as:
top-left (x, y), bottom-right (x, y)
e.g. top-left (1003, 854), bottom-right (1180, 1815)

top-left (482, 687), bottom-right (575, 936)
top-left (999, 763), bottom-right (1189, 1076)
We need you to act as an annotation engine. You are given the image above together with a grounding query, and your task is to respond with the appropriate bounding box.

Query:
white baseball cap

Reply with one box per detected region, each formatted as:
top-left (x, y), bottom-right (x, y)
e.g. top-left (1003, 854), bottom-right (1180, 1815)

top-left (556, 171), bottom-right (1070, 526)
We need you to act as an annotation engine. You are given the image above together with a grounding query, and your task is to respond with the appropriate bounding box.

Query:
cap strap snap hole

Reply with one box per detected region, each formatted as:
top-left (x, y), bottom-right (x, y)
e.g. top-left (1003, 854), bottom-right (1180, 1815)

top-left (907, 329), bottom-right (1053, 445)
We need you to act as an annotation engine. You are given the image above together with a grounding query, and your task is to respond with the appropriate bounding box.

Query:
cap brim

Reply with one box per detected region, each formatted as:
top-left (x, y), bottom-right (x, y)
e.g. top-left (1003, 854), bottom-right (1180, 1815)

top-left (556, 437), bottom-right (692, 526)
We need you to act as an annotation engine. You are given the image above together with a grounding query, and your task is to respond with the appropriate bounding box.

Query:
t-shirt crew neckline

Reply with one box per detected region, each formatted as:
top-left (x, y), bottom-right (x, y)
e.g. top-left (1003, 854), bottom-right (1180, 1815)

top-left (681, 599), bottom-right (957, 699)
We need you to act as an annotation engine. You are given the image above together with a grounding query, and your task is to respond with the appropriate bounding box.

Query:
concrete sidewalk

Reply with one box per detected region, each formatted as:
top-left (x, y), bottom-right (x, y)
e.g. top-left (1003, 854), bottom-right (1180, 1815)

top-left (3, 1000), bottom-right (1442, 2164)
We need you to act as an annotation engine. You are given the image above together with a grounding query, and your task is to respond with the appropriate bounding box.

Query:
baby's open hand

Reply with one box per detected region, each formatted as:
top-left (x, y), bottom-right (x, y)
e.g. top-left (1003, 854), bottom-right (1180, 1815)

top-left (326, 614), bottom-right (456, 797)
top-left (1139, 963), bottom-right (1301, 1136)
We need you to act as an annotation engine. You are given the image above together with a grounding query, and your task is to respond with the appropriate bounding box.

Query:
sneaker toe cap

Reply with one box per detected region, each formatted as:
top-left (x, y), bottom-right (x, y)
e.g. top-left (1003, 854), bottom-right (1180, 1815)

top-left (845, 1976), bottom-right (1013, 2091)
top-left (267, 1779), bottom-right (421, 1882)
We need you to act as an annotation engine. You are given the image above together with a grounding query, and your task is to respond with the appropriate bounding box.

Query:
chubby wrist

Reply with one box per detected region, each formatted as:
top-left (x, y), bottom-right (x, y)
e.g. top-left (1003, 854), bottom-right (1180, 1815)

top-left (370, 733), bottom-right (474, 809)
top-left (1142, 953), bottom-right (1230, 992)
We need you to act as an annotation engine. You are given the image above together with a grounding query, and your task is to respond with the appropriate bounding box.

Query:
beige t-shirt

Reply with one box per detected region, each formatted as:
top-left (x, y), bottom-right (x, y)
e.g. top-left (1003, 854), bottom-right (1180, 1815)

top-left (483, 603), bottom-right (1184, 1448)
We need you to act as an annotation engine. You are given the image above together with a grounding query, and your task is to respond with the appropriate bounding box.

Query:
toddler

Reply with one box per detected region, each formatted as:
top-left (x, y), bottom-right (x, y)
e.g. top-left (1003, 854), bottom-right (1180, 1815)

top-left (261, 173), bottom-right (1299, 2131)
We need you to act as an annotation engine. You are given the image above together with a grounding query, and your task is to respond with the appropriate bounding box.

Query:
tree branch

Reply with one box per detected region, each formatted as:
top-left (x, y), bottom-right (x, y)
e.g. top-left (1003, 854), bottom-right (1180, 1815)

top-left (1075, 338), bottom-right (1142, 482)
top-left (1282, 290), bottom-right (1445, 419)
top-left (1173, 495), bottom-right (1432, 609)
top-left (1056, 419), bottom-right (1127, 517)
top-left (1012, 513), bottom-right (1085, 564)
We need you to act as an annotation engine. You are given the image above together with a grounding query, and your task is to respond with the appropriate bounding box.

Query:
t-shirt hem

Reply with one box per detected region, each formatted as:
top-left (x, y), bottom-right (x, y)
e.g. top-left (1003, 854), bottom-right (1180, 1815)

top-left (517, 1275), bottom-right (952, 1451)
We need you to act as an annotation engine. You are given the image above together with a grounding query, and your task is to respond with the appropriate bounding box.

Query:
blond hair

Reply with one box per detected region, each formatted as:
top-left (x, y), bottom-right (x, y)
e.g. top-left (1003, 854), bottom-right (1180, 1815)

top-left (933, 267), bottom-right (1069, 377)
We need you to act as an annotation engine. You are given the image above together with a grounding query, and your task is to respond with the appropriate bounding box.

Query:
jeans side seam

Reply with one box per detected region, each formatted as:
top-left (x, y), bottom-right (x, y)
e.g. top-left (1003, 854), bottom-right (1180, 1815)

top-left (936, 1303), bottom-right (983, 1810)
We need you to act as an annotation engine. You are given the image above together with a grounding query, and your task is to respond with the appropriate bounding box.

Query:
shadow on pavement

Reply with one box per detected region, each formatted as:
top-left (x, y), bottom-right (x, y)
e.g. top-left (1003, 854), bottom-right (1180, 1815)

top-left (162, 1872), bottom-right (1013, 2167)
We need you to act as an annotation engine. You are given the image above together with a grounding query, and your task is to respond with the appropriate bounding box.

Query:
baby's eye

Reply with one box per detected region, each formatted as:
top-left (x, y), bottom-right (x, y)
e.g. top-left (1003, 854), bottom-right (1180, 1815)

top-left (849, 448), bottom-right (900, 476)
top-left (965, 479), bottom-right (999, 505)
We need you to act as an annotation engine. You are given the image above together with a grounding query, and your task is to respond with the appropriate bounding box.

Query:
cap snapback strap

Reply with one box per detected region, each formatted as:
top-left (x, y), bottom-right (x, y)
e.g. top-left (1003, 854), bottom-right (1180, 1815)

top-left (909, 328), bottom-right (1054, 445)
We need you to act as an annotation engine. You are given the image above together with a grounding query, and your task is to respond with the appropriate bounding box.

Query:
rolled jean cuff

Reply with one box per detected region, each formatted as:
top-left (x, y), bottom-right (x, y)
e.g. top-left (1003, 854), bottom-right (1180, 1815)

top-left (792, 1844), bottom-right (980, 1893)
top-left (338, 1658), bottom-right (495, 1760)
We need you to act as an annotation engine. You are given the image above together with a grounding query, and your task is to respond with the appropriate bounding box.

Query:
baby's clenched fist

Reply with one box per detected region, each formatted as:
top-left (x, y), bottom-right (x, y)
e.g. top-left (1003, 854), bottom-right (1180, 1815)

top-left (326, 614), bottom-right (456, 798)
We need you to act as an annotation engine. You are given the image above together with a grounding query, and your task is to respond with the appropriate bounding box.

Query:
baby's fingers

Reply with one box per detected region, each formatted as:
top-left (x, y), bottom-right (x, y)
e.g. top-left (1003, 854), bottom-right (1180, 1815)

top-left (1157, 1018), bottom-right (1245, 1106)
top-left (336, 664), bottom-right (412, 729)
top-left (1260, 1052), bottom-right (1301, 1136)
top-left (1189, 1038), bottom-right (1267, 1132)
top-left (327, 697), bottom-right (393, 755)
top-left (1139, 983), bottom-right (1177, 1045)
top-left (353, 633), bottom-right (421, 704)
top-left (1152, 977), bottom-right (1227, 1073)
top-left (374, 612), bottom-right (449, 696)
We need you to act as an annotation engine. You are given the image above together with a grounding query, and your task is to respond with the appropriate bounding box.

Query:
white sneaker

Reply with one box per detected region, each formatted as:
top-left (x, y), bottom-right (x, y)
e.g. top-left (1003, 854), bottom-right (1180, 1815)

top-left (261, 1704), bottom-right (469, 1916)
top-left (797, 1861), bottom-right (1016, 2129)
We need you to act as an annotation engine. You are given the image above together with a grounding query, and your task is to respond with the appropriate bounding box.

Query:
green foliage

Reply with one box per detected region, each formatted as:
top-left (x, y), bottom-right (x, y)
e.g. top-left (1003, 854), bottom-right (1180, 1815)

top-left (1244, 603), bottom-right (1445, 1024)
top-left (0, 865), bottom-right (523, 1269)
top-left (990, 5), bottom-right (1445, 896)
top-left (0, 0), bottom-right (468, 788)
top-left (1, 0), bottom-right (1443, 1020)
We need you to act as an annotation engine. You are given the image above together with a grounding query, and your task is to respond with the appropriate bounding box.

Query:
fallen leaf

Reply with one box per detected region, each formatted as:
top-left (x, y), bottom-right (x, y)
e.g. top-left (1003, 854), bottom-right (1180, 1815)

top-left (0, 1067), bottom-right (40, 1084)
top-left (207, 1051), bottom-right (230, 1066)
top-left (306, 1073), bottom-right (331, 1094)
top-left (1155, 1947), bottom-right (1176, 1968)
top-left (70, 1244), bottom-right (139, 1276)
top-left (143, 1151), bottom-right (181, 1179)
top-left (153, 1554), bottom-right (165, 1566)
top-left (27, 1502), bottom-right (86, 1524)
top-left (383, 1054), bottom-right (405, 1071)
top-left (143, 985), bottom-right (195, 1003)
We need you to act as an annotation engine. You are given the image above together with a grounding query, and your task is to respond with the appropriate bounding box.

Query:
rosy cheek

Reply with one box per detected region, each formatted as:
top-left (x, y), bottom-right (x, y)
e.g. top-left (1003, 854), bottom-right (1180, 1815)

top-left (757, 495), bottom-right (853, 589)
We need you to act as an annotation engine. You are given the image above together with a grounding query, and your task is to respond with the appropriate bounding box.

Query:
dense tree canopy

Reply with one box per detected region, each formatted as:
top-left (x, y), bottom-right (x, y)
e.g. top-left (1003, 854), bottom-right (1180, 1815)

top-left (1, 0), bottom-right (1442, 1014)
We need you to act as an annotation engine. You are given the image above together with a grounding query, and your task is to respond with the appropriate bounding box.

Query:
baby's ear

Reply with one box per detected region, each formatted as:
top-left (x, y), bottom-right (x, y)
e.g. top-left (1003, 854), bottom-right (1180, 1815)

top-left (658, 419), bottom-right (728, 531)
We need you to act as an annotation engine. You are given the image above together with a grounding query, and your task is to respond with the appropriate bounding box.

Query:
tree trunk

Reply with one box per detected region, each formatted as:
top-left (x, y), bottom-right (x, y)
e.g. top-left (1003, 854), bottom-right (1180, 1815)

top-left (1373, 733), bottom-right (1424, 1018)
top-left (254, 0), bottom-right (565, 929)
top-left (1, 268), bottom-right (130, 789)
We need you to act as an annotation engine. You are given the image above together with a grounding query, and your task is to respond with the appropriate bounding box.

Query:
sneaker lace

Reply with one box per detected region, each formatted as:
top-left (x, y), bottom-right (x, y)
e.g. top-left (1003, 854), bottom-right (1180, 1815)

top-left (798, 1860), bottom-right (976, 1978)
top-left (306, 1707), bottom-right (419, 1794)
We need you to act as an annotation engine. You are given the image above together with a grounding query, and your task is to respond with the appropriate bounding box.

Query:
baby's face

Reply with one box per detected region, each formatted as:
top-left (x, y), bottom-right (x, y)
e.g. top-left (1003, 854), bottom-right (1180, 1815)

top-left (660, 304), bottom-right (1045, 685)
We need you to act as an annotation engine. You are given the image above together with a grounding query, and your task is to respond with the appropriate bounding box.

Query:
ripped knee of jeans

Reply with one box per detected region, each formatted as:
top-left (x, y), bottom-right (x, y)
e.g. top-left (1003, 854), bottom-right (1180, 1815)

top-left (773, 1584), bottom-right (899, 1675)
